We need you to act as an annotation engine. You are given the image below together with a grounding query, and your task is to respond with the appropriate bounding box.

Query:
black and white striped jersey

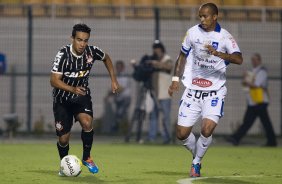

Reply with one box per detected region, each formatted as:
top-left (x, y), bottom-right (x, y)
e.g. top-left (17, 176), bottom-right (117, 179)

top-left (51, 44), bottom-right (105, 103)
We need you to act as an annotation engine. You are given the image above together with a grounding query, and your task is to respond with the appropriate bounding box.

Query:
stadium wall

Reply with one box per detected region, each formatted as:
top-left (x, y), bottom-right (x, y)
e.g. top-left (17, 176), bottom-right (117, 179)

top-left (0, 17), bottom-right (280, 136)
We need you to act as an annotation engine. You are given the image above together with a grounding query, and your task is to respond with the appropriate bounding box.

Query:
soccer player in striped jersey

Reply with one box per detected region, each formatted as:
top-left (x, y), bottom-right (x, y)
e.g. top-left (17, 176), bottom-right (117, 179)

top-left (50, 23), bottom-right (119, 176)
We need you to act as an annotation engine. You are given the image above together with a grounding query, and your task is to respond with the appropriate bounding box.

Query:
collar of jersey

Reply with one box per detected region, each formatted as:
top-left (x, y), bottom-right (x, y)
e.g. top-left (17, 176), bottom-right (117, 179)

top-left (198, 22), bottom-right (221, 33)
top-left (70, 44), bottom-right (84, 58)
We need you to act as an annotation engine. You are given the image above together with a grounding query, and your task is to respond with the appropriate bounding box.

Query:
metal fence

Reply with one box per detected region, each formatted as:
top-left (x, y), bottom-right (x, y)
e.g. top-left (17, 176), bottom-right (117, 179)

top-left (0, 4), bottom-right (281, 136)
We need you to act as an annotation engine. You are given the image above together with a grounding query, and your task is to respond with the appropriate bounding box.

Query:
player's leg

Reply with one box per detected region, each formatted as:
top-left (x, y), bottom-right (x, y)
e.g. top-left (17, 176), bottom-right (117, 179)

top-left (176, 125), bottom-right (195, 156)
top-left (74, 95), bottom-right (98, 174)
top-left (192, 87), bottom-right (227, 177)
top-left (177, 89), bottom-right (201, 177)
top-left (76, 112), bottom-right (99, 174)
top-left (193, 117), bottom-right (217, 164)
top-left (53, 102), bottom-right (73, 159)
top-left (53, 102), bottom-right (73, 176)
top-left (77, 113), bottom-right (94, 159)
top-left (57, 133), bottom-right (71, 159)
top-left (177, 89), bottom-right (201, 157)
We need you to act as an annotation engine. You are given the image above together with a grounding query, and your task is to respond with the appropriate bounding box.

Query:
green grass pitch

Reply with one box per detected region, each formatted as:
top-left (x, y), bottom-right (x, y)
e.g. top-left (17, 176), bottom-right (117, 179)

top-left (0, 142), bottom-right (281, 184)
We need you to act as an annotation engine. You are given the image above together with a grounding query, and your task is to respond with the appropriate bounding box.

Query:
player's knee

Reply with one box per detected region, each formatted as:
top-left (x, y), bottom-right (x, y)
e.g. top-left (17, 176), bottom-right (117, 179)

top-left (176, 129), bottom-right (190, 140)
top-left (201, 129), bottom-right (212, 138)
top-left (81, 122), bottom-right (93, 131)
top-left (59, 137), bottom-right (69, 146)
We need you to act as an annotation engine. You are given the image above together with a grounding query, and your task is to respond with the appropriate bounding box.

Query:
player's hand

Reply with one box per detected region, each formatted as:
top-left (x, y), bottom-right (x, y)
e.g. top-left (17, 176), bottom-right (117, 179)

top-left (73, 86), bottom-right (86, 96)
top-left (111, 80), bottom-right (120, 94)
top-left (205, 45), bottom-right (218, 56)
top-left (168, 81), bottom-right (179, 97)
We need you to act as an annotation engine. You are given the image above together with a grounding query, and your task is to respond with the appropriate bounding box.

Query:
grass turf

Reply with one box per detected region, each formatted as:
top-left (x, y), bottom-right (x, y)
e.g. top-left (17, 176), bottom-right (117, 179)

top-left (0, 142), bottom-right (281, 184)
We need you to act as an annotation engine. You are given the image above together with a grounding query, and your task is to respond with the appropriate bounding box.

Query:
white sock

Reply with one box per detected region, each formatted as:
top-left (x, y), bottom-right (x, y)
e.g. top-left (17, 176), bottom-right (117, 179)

top-left (182, 133), bottom-right (196, 157)
top-left (193, 134), bottom-right (212, 164)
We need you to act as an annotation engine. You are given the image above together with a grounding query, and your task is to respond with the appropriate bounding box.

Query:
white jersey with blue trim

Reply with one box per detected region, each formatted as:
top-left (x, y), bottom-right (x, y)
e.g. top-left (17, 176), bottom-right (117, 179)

top-left (181, 23), bottom-right (241, 91)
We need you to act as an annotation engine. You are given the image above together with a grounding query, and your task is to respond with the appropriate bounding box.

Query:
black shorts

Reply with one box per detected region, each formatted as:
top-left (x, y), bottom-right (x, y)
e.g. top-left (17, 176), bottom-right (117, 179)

top-left (53, 95), bottom-right (93, 136)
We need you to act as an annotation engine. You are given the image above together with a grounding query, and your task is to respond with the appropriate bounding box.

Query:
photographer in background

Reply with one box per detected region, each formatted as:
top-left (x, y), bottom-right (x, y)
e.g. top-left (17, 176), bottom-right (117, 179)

top-left (128, 41), bottom-right (173, 144)
top-left (149, 41), bottom-right (173, 144)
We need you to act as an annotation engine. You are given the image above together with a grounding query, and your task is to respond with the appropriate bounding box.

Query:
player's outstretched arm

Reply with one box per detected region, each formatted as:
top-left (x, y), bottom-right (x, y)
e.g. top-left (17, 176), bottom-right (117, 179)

top-left (168, 51), bottom-right (187, 97)
top-left (102, 53), bottom-right (120, 93)
top-left (50, 72), bottom-right (86, 95)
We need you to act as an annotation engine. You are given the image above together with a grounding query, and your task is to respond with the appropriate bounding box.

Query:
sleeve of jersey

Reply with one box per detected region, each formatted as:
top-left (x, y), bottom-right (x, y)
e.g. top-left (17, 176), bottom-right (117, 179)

top-left (51, 50), bottom-right (65, 74)
top-left (225, 32), bottom-right (241, 54)
top-left (181, 30), bottom-right (192, 56)
top-left (92, 46), bottom-right (106, 61)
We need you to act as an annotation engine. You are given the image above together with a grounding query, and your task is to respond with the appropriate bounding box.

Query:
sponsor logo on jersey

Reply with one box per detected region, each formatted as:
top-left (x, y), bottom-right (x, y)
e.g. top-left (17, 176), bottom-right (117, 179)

top-left (229, 36), bottom-right (237, 48)
top-left (64, 70), bottom-right (90, 78)
top-left (192, 78), bottom-right (213, 87)
top-left (52, 51), bottom-right (64, 72)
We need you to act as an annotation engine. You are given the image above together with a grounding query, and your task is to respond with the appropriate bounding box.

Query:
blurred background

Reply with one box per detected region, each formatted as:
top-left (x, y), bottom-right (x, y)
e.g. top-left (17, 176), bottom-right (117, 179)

top-left (0, 0), bottom-right (281, 141)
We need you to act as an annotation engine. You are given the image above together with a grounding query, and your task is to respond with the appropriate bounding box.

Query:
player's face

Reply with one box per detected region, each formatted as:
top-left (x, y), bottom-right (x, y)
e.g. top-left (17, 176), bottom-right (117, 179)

top-left (198, 7), bottom-right (217, 32)
top-left (71, 31), bottom-right (90, 55)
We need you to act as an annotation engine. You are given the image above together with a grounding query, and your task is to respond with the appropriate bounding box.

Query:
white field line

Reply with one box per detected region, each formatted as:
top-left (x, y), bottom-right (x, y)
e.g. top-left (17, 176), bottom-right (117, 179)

top-left (177, 175), bottom-right (266, 184)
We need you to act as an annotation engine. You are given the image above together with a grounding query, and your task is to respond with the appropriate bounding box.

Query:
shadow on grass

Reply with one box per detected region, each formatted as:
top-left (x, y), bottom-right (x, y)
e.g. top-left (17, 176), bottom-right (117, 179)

top-left (144, 171), bottom-right (186, 176)
top-left (193, 178), bottom-right (253, 184)
top-left (27, 169), bottom-right (144, 184)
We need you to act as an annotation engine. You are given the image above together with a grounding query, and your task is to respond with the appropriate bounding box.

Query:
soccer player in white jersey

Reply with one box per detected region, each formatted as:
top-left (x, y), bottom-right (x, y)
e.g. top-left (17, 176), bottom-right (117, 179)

top-left (168, 3), bottom-right (243, 177)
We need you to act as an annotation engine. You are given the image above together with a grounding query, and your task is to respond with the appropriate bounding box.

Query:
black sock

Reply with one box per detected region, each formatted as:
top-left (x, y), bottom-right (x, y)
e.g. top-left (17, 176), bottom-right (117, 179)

top-left (57, 142), bottom-right (69, 160)
top-left (81, 129), bottom-right (94, 161)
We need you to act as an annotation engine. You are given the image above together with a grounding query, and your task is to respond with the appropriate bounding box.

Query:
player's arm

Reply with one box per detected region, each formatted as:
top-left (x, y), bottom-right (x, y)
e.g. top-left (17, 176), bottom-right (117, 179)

top-left (205, 45), bottom-right (243, 65)
top-left (50, 72), bottom-right (86, 96)
top-left (168, 51), bottom-right (187, 97)
top-left (102, 53), bottom-right (120, 93)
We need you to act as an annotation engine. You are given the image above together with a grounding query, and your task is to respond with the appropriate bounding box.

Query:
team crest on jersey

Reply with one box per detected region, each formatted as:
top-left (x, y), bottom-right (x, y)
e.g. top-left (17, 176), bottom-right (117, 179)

top-left (192, 78), bottom-right (213, 88)
top-left (86, 54), bottom-right (93, 63)
top-left (55, 121), bottom-right (63, 131)
top-left (212, 42), bottom-right (219, 50)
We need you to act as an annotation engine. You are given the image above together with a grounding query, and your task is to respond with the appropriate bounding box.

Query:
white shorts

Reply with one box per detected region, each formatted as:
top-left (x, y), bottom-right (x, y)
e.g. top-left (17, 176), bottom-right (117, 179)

top-left (177, 86), bottom-right (227, 127)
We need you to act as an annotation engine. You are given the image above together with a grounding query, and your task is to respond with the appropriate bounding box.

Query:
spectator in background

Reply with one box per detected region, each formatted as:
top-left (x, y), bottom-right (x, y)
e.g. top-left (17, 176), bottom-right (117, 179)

top-left (148, 40), bottom-right (173, 144)
top-left (111, 60), bottom-right (131, 133)
top-left (0, 52), bottom-right (6, 74)
top-left (227, 53), bottom-right (277, 147)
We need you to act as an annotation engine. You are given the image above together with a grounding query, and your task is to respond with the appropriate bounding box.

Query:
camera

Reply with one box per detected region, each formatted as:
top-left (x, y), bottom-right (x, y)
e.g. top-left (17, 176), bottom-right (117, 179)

top-left (132, 54), bottom-right (158, 83)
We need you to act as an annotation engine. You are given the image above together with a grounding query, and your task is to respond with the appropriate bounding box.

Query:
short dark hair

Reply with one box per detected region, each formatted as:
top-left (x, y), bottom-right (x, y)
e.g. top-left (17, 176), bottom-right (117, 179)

top-left (152, 40), bottom-right (166, 53)
top-left (72, 23), bottom-right (91, 38)
top-left (201, 3), bottom-right (218, 15)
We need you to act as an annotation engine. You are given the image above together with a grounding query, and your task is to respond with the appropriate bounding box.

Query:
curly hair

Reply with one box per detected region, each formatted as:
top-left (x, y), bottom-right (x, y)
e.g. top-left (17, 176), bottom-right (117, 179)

top-left (72, 23), bottom-right (91, 37)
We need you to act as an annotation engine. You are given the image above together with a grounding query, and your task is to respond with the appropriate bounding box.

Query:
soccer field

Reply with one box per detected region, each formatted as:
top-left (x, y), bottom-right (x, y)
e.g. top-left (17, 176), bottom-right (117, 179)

top-left (0, 142), bottom-right (281, 184)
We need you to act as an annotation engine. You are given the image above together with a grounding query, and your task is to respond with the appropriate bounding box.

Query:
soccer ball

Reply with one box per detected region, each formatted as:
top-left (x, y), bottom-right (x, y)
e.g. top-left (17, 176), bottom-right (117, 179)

top-left (60, 155), bottom-right (82, 177)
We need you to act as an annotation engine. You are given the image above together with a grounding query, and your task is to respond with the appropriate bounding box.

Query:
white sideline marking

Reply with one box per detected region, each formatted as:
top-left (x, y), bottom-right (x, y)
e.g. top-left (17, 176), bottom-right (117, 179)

top-left (177, 175), bottom-right (264, 184)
